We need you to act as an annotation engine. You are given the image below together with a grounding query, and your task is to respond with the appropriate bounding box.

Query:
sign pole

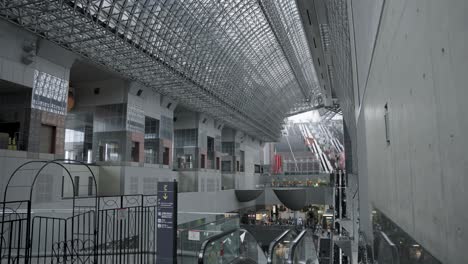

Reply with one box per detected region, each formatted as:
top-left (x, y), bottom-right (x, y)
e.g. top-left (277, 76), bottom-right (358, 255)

top-left (156, 180), bottom-right (178, 264)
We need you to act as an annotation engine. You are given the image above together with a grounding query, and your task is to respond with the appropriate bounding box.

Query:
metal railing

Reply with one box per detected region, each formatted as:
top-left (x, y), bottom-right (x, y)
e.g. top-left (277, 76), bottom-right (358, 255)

top-left (0, 195), bottom-right (157, 263)
top-left (287, 229), bottom-right (318, 264)
top-left (197, 228), bottom-right (267, 264)
top-left (0, 200), bottom-right (31, 263)
top-left (267, 228), bottom-right (298, 264)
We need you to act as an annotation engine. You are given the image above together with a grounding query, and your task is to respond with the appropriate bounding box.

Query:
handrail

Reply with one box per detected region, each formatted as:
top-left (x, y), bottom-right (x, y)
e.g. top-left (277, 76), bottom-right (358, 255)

top-left (267, 228), bottom-right (294, 264)
top-left (228, 256), bottom-right (258, 264)
top-left (287, 229), bottom-right (309, 264)
top-left (197, 227), bottom-right (267, 264)
top-left (184, 214), bottom-right (238, 233)
top-left (238, 228), bottom-right (268, 260)
top-left (197, 228), bottom-right (238, 264)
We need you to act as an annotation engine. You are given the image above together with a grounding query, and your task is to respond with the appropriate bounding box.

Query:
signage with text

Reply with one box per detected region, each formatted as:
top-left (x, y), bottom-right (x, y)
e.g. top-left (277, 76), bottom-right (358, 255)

top-left (156, 181), bottom-right (178, 264)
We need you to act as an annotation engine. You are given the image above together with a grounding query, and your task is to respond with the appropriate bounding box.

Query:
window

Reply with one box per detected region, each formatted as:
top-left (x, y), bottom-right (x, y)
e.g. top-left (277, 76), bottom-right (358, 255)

top-left (384, 103), bottom-right (390, 145)
top-left (163, 147), bottom-right (170, 165)
top-left (131, 141), bottom-right (140, 162)
top-left (236, 160), bottom-right (240, 172)
top-left (254, 165), bottom-right (261, 173)
top-left (177, 154), bottom-right (193, 169)
top-left (222, 142), bottom-right (235, 155)
top-left (174, 129), bottom-right (198, 147)
top-left (216, 157), bottom-right (220, 170)
top-left (39, 124), bottom-right (56, 154)
top-left (201, 154), bottom-right (206, 169)
top-left (88, 176), bottom-right (93, 196)
top-left (144, 116), bottom-right (160, 164)
top-left (240, 151), bottom-right (245, 172)
top-left (222, 161), bottom-right (231, 172)
top-left (207, 136), bottom-right (214, 168)
top-left (160, 115), bottom-right (173, 140)
top-left (74, 176), bottom-right (80, 196)
top-left (102, 142), bottom-right (120, 161)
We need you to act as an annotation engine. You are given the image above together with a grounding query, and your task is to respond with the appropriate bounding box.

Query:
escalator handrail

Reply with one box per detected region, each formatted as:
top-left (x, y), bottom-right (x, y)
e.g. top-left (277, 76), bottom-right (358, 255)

top-left (197, 227), bottom-right (268, 264)
top-left (267, 228), bottom-right (294, 264)
top-left (287, 228), bottom-right (310, 264)
top-left (228, 256), bottom-right (258, 264)
top-left (238, 228), bottom-right (266, 252)
top-left (198, 227), bottom-right (239, 264)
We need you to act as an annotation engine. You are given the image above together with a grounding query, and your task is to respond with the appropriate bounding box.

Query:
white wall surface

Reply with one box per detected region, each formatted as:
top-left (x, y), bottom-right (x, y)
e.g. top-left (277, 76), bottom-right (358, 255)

top-left (198, 115), bottom-right (222, 141)
top-left (0, 20), bottom-right (74, 88)
top-left (173, 111), bottom-right (198, 129)
top-left (142, 89), bottom-right (162, 119)
top-left (0, 150), bottom-right (97, 203)
top-left (178, 190), bottom-right (256, 222)
top-left (350, 0), bottom-right (384, 106)
top-left (355, 0), bottom-right (468, 262)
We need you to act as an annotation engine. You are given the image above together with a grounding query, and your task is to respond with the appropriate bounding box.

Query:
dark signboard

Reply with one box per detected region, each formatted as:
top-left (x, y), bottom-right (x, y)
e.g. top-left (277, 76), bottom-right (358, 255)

top-left (157, 181), bottom-right (178, 264)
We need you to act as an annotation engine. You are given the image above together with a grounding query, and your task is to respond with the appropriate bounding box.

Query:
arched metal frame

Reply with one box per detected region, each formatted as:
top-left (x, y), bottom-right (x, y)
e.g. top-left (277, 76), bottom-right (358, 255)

top-left (0, 0), bottom-right (322, 141)
top-left (2, 159), bottom-right (98, 211)
top-left (1, 159), bottom-right (99, 263)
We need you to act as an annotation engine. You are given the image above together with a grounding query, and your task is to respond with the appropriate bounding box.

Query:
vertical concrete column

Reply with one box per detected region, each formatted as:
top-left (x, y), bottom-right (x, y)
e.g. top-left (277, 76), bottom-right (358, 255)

top-left (159, 96), bottom-right (176, 167)
top-left (0, 21), bottom-right (76, 156)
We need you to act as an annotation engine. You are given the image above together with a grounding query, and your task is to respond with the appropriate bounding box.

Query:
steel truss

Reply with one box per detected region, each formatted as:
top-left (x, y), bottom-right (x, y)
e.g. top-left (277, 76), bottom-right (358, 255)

top-left (0, 0), bottom-right (320, 141)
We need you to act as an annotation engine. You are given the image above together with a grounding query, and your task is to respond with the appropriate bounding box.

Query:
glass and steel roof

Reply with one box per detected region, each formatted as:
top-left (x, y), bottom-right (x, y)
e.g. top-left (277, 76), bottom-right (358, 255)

top-left (1, 0), bottom-right (321, 141)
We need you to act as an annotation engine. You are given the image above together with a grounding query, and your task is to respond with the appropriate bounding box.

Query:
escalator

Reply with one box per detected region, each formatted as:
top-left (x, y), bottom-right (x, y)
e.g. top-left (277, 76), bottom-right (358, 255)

top-left (268, 228), bottom-right (298, 263)
top-left (229, 257), bottom-right (259, 264)
top-left (286, 229), bottom-right (319, 264)
top-left (198, 227), bottom-right (319, 264)
top-left (197, 228), bottom-right (268, 264)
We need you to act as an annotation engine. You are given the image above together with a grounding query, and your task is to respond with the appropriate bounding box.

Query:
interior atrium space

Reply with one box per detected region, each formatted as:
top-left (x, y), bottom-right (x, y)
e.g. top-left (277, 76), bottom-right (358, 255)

top-left (0, 0), bottom-right (466, 263)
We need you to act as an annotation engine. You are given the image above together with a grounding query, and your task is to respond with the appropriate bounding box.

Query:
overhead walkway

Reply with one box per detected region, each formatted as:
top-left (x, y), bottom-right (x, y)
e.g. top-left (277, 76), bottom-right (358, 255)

top-left (234, 172), bottom-right (338, 211)
top-left (273, 187), bottom-right (333, 210)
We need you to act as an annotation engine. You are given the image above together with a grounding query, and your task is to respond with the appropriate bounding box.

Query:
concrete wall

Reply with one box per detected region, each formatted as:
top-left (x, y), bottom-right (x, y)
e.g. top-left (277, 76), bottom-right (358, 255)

top-left (178, 170), bottom-right (221, 193)
top-left (178, 190), bottom-right (256, 223)
top-left (353, 0), bottom-right (468, 262)
top-left (74, 78), bottom-right (128, 107)
top-left (0, 20), bottom-right (75, 88)
top-left (173, 111), bottom-right (198, 130)
top-left (0, 149), bottom-right (98, 202)
top-left (238, 133), bottom-right (263, 189)
top-left (350, 0), bottom-right (384, 106)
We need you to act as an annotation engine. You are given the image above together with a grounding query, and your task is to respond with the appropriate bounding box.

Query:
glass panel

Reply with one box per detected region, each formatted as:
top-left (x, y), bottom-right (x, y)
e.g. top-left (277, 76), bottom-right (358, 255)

top-left (270, 230), bottom-right (297, 264)
top-left (178, 214), bottom-right (240, 264)
top-left (160, 115), bottom-right (173, 140)
top-left (373, 209), bottom-right (442, 264)
top-left (202, 230), bottom-right (240, 264)
top-left (221, 142), bottom-right (235, 156)
top-left (144, 116), bottom-right (160, 164)
top-left (289, 229), bottom-right (318, 264)
top-left (239, 229), bottom-right (268, 263)
top-left (32, 70), bottom-right (68, 115)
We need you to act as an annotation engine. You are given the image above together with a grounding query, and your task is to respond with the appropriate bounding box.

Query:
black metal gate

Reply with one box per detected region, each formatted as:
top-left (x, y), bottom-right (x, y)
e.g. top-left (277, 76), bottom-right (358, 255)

top-left (0, 200), bottom-right (31, 263)
top-left (95, 195), bottom-right (157, 263)
top-left (1, 160), bottom-right (158, 263)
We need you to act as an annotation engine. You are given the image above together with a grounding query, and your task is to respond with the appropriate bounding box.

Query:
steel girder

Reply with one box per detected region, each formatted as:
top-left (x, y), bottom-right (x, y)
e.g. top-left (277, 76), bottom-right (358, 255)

top-left (0, 0), bottom-right (321, 141)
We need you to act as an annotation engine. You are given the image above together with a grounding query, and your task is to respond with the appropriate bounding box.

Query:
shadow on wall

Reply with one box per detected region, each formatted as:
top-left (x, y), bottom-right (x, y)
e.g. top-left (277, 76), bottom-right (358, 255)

top-left (372, 209), bottom-right (442, 264)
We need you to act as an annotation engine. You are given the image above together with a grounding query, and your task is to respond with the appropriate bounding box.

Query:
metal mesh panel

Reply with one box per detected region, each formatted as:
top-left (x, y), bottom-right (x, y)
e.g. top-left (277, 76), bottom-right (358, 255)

top-left (323, 0), bottom-right (354, 114)
top-left (0, 0), bottom-right (321, 141)
top-left (324, 0), bottom-right (358, 173)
